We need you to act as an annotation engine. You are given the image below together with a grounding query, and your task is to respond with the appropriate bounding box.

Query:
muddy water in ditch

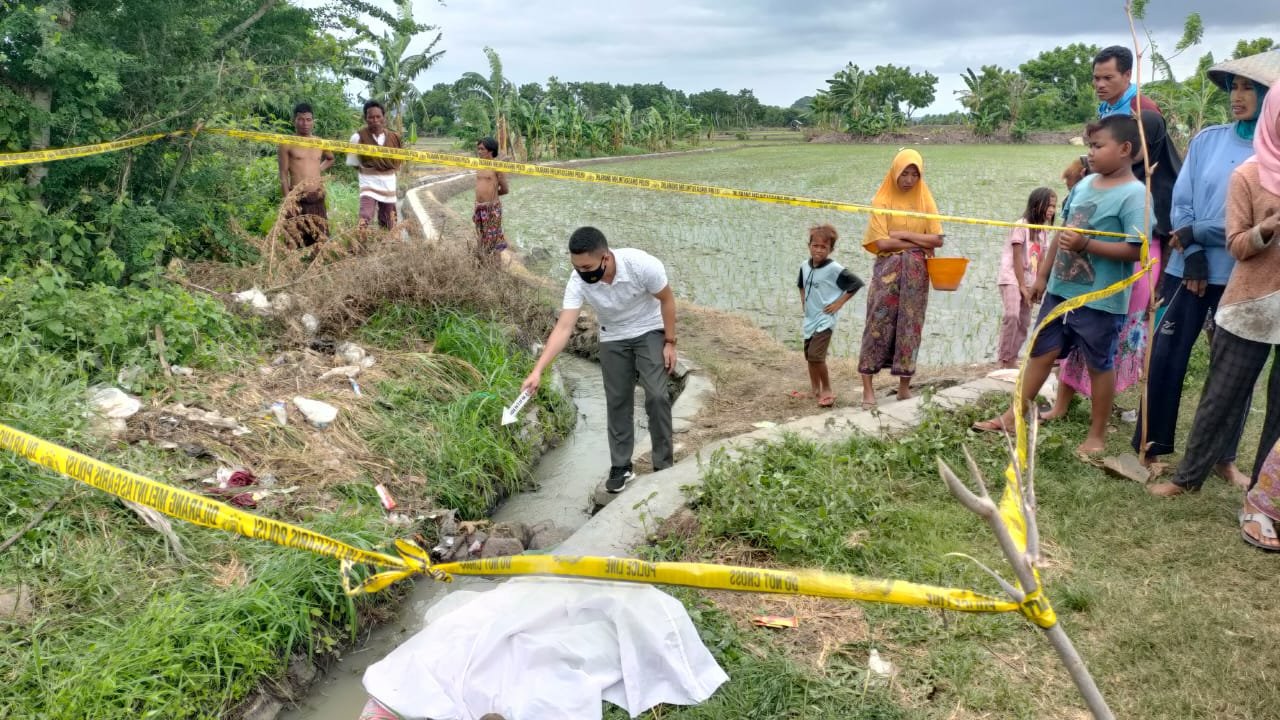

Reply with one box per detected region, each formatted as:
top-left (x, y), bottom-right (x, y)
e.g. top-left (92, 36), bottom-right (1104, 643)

top-left (283, 356), bottom-right (642, 720)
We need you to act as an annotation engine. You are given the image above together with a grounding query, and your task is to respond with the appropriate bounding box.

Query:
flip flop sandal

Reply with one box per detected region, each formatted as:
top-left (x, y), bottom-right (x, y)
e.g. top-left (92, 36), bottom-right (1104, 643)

top-left (1239, 509), bottom-right (1280, 552)
top-left (818, 395), bottom-right (835, 407)
top-left (970, 418), bottom-right (1008, 434)
top-left (786, 390), bottom-right (811, 399)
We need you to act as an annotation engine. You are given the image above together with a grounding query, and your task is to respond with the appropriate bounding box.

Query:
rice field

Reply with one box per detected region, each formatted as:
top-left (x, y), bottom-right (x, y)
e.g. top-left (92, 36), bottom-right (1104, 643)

top-left (450, 144), bottom-right (1082, 366)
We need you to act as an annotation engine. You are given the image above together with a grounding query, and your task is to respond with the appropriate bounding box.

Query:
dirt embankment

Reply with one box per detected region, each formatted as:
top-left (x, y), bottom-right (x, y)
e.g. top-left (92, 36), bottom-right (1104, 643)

top-left (809, 124), bottom-right (1079, 146)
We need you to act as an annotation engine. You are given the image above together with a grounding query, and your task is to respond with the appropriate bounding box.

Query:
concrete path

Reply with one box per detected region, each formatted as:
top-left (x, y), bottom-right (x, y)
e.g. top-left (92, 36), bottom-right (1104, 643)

top-left (558, 376), bottom-right (1016, 556)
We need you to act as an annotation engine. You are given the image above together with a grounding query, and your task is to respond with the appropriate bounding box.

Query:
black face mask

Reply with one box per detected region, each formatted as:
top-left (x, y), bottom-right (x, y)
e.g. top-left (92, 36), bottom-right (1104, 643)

top-left (577, 256), bottom-right (607, 284)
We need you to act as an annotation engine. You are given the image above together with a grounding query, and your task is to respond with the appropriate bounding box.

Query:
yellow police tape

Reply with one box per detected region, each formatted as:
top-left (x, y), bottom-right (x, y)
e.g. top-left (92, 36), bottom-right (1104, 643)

top-left (0, 419), bottom-right (1055, 628)
top-left (0, 132), bottom-right (178, 168)
top-left (0, 126), bottom-right (1133, 240)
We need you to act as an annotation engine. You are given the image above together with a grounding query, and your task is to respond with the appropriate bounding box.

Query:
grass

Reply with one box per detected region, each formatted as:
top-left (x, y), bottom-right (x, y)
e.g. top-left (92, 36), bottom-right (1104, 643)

top-left (0, 275), bottom-right (572, 718)
top-left (626, 338), bottom-right (1280, 719)
top-left (357, 305), bottom-right (576, 519)
top-left (452, 143), bottom-right (1082, 368)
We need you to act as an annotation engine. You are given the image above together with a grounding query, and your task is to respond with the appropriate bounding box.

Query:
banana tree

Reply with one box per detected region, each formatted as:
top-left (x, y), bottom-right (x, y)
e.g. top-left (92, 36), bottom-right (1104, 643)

top-left (343, 0), bottom-right (444, 134)
top-left (454, 46), bottom-right (516, 154)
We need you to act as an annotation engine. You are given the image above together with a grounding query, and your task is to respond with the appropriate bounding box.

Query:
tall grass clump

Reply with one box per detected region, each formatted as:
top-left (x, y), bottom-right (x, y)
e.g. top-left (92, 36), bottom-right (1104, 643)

top-left (0, 489), bottom-right (390, 719)
top-left (360, 306), bottom-right (575, 519)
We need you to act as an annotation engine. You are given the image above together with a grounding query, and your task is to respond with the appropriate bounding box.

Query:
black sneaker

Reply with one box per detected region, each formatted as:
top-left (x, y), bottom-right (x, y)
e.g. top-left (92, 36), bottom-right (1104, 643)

top-left (606, 465), bottom-right (635, 494)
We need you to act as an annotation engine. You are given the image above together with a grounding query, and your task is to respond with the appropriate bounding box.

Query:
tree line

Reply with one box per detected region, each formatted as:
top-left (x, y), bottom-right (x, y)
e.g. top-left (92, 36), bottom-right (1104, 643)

top-left (1, 0), bottom-right (1275, 287)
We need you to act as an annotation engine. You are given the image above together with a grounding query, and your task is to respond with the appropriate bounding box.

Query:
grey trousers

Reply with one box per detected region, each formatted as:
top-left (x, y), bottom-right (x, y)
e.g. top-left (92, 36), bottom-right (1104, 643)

top-left (599, 329), bottom-right (673, 470)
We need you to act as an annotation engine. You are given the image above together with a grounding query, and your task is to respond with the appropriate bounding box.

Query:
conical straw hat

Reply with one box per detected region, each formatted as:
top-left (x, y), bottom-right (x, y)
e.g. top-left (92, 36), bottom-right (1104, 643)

top-left (1207, 49), bottom-right (1280, 91)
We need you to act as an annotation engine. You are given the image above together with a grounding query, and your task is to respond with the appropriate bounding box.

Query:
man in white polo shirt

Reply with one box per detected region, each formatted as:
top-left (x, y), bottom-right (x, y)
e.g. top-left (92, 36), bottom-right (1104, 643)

top-left (521, 226), bottom-right (677, 493)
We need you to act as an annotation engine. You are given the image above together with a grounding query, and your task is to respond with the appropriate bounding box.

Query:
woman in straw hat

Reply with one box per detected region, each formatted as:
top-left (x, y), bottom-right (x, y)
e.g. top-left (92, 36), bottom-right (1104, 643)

top-left (1143, 50), bottom-right (1276, 494)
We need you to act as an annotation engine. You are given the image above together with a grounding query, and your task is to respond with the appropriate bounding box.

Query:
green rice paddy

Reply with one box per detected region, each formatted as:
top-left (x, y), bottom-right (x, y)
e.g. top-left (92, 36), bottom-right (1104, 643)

top-left (451, 144), bottom-right (1082, 366)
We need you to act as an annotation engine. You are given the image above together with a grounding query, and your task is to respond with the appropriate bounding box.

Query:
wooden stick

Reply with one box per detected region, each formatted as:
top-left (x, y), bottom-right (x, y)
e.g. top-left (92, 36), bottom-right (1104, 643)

top-left (939, 456), bottom-right (1114, 719)
top-left (1126, 0), bottom-right (1159, 461)
top-left (154, 325), bottom-right (172, 377)
top-left (0, 490), bottom-right (66, 555)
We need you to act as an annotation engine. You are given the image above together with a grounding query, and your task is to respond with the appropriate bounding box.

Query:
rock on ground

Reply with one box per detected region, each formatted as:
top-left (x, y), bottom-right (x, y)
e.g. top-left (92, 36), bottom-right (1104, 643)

top-left (0, 585), bottom-right (33, 623)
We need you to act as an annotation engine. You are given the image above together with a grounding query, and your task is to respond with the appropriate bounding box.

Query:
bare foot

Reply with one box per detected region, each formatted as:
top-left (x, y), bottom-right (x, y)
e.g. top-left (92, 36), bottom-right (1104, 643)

top-left (1077, 437), bottom-right (1105, 456)
top-left (1148, 481), bottom-right (1196, 497)
top-left (1040, 406), bottom-right (1069, 422)
top-left (1215, 462), bottom-right (1251, 490)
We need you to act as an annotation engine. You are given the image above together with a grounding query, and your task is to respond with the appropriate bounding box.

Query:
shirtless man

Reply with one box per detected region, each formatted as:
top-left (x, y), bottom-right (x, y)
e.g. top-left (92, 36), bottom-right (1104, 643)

top-left (277, 103), bottom-right (334, 247)
top-left (473, 137), bottom-right (510, 260)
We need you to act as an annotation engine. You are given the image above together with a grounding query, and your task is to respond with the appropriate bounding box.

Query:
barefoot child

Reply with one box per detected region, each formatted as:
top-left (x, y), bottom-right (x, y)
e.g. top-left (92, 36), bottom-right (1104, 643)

top-left (474, 137), bottom-right (510, 260)
top-left (796, 224), bottom-right (864, 407)
top-left (975, 114), bottom-right (1151, 455)
top-left (996, 187), bottom-right (1057, 367)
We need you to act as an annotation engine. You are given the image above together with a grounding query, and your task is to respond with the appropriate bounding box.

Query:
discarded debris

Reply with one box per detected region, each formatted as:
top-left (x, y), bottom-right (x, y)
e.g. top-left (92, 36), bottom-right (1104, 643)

top-left (318, 365), bottom-right (363, 381)
top-left (300, 313), bottom-right (320, 337)
top-left (232, 287), bottom-right (272, 315)
top-left (159, 403), bottom-right (251, 436)
top-left (292, 396), bottom-right (338, 429)
top-left (335, 341), bottom-right (367, 366)
top-left (751, 614), bottom-right (799, 629)
top-left (89, 386), bottom-right (142, 419)
top-left (375, 484), bottom-right (397, 511)
top-left (122, 500), bottom-right (189, 562)
top-left (270, 292), bottom-right (294, 315)
top-left (270, 401), bottom-right (288, 426)
top-left (1103, 453), bottom-right (1151, 484)
top-left (867, 648), bottom-right (894, 683)
top-left (169, 365), bottom-right (195, 377)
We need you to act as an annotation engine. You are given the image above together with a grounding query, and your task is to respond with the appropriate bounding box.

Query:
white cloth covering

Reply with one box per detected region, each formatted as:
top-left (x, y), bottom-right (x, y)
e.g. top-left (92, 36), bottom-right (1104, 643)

top-left (363, 577), bottom-right (728, 720)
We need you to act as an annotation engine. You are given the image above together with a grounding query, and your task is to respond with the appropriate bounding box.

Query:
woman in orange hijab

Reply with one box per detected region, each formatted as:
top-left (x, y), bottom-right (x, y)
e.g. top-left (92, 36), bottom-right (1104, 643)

top-left (858, 148), bottom-right (944, 407)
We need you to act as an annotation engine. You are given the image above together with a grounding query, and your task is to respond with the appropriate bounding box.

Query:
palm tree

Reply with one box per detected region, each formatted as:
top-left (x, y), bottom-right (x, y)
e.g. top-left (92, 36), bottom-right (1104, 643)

top-left (454, 47), bottom-right (516, 154)
top-left (344, 0), bottom-right (444, 134)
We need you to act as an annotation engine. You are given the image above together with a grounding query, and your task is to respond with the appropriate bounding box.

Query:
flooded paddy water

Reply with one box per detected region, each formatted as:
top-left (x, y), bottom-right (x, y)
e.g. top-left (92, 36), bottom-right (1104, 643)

top-left (450, 144), bottom-right (1080, 367)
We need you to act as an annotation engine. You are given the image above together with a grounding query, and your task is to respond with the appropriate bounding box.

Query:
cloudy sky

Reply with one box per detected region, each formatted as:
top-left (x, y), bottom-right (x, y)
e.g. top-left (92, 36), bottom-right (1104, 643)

top-left (379, 1), bottom-right (1280, 114)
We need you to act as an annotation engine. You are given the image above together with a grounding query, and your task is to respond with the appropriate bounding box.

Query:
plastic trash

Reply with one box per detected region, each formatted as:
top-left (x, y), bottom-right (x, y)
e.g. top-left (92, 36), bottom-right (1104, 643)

top-left (270, 292), bottom-right (294, 315)
top-left (293, 396), bottom-right (338, 429)
top-left (300, 313), bottom-right (320, 336)
top-left (88, 386), bottom-right (142, 419)
top-left (868, 648), bottom-right (894, 684)
top-left (335, 342), bottom-right (366, 366)
top-left (270, 401), bottom-right (288, 426)
top-left (232, 287), bottom-right (272, 315)
top-left (375, 483), bottom-right (397, 511)
top-left (170, 365), bottom-right (195, 377)
top-left (318, 365), bottom-right (363, 381)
